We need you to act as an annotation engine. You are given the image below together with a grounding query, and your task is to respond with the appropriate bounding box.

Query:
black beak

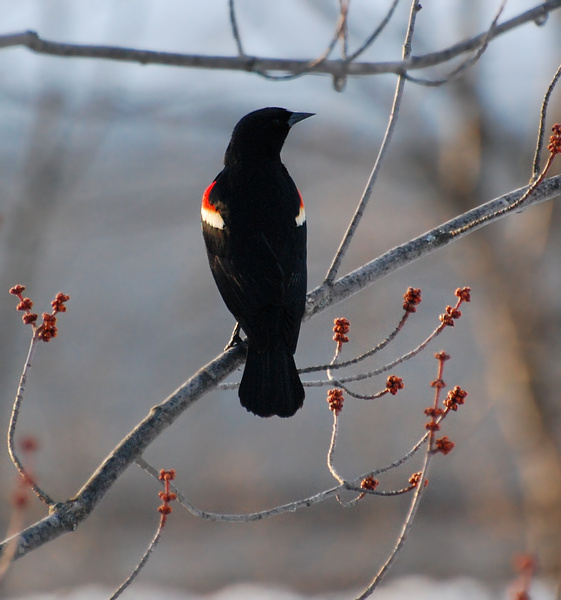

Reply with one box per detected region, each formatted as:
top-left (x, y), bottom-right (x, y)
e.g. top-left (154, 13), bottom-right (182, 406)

top-left (287, 112), bottom-right (315, 127)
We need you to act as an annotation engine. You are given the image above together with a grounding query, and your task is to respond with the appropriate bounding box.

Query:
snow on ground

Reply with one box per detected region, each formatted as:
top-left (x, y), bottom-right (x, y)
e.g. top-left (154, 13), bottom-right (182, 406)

top-left (7, 577), bottom-right (557, 600)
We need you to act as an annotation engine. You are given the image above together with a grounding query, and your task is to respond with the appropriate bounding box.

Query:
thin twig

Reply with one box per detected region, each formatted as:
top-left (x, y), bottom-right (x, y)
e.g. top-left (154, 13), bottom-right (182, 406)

top-left (256, 0), bottom-right (398, 87)
top-left (451, 146), bottom-right (559, 236)
top-left (323, 0), bottom-right (420, 284)
top-left (221, 309), bottom-right (390, 388)
top-left (7, 336), bottom-right (55, 507)
top-left (228, 0), bottom-right (245, 57)
top-left (330, 0), bottom-right (351, 90)
top-left (345, 0), bottom-right (401, 62)
top-left (136, 456), bottom-right (344, 521)
top-left (369, 431), bottom-right (429, 479)
top-left (355, 352), bottom-right (453, 598)
top-left (109, 522), bottom-right (164, 599)
top-left (336, 383), bottom-right (390, 401)
top-left (325, 336), bottom-right (346, 486)
top-left (356, 443), bottom-right (432, 599)
top-left (251, 2), bottom-right (353, 82)
top-left (306, 320), bottom-right (448, 388)
top-left (338, 0), bottom-right (350, 60)
top-left (135, 424), bottom-right (430, 523)
top-left (299, 311), bottom-right (409, 375)
top-left (326, 413), bottom-right (345, 485)
top-left (403, 0), bottom-right (506, 87)
top-left (531, 61), bottom-right (561, 179)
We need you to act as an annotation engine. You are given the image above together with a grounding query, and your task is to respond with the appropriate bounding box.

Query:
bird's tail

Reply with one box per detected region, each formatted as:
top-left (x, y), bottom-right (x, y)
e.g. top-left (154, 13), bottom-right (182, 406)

top-left (239, 343), bottom-right (305, 418)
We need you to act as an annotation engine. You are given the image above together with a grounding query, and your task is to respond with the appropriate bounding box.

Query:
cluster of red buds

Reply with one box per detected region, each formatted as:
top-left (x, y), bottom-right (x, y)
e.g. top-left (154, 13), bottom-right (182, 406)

top-left (385, 375), bottom-right (404, 395)
top-left (327, 388), bottom-right (344, 415)
top-left (439, 305), bottom-right (462, 327)
top-left (431, 351), bottom-right (450, 390)
top-left (548, 123), bottom-right (561, 155)
top-left (425, 420), bottom-right (441, 433)
top-left (360, 475), bottom-right (379, 492)
top-left (403, 287), bottom-right (422, 313)
top-left (158, 469), bottom-right (177, 526)
top-left (10, 285), bottom-right (37, 325)
top-left (444, 386), bottom-right (468, 411)
top-left (9, 285), bottom-right (70, 342)
top-left (424, 406), bottom-right (444, 419)
top-left (332, 317), bottom-right (350, 350)
top-left (435, 436), bottom-right (455, 456)
top-left (424, 350), bottom-right (468, 454)
top-left (409, 472), bottom-right (428, 488)
top-left (439, 287), bottom-right (471, 327)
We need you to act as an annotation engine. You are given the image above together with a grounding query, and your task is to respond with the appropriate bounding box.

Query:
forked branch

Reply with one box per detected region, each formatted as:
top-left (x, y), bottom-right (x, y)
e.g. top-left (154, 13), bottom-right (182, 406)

top-left (0, 1), bottom-right (559, 79)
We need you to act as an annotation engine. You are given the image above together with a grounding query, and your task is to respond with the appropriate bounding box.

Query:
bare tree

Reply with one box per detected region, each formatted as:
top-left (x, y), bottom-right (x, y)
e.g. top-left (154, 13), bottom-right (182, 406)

top-left (1, 1), bottom-right (561, 597)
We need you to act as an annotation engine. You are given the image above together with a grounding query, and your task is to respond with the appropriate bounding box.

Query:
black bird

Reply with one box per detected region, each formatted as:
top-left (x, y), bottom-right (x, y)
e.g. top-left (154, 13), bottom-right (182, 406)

top-left (201, 107), bottom-right (313, 418)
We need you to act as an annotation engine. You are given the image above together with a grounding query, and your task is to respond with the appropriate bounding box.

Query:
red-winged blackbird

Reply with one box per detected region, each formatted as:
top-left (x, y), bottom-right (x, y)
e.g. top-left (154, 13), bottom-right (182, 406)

top-left (201, 107), bottom-right (313, 418)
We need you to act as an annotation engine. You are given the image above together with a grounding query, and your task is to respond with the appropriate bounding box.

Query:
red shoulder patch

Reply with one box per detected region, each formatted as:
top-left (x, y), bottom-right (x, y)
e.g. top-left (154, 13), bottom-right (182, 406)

top-left (201, 181), bottom-right (225, 230)
top-left (295, 190), bottom-right (306, 227)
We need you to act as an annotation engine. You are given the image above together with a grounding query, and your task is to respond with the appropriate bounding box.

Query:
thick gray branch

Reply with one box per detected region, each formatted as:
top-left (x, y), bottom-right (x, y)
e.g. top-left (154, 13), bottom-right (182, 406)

top-left (2, 346), bottom-right (246, 559)
top-left (307, 174), bottom-right (561, 317)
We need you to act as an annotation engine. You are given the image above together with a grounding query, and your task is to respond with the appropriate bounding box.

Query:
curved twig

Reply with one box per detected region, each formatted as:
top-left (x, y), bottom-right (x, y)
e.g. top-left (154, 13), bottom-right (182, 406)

top-left (532, 61), bottom-right (561, 179)
top-left (345, 0), bottom-right (401, 62)
top-left (228, 0), bottom-right (245, 57)
top-left (7, 336), bottom-right (54, 507)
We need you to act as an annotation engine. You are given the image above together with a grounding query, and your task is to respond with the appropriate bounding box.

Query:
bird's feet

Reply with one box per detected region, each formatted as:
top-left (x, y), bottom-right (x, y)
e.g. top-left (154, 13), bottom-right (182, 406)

top-left (224, 323), bottom-right (247, 351)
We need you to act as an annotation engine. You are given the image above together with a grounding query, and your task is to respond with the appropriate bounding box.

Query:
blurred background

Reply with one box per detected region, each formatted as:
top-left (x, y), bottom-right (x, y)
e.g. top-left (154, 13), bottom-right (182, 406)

top-left (1, 0), bottom-right (561, 597)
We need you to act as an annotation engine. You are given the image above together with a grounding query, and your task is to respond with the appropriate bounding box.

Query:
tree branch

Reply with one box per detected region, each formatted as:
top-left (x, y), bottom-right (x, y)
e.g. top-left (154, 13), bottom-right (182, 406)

top-left (2, 173), bottom-right (560, 563)
top-left (0, 1), bottom-right (559, 78)
top-left (306, 174), bottom-right (561, 317)
top-left (2, 345), bottom-right (245, 560)
top-left (324, 0), bottom-right (419, 283)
